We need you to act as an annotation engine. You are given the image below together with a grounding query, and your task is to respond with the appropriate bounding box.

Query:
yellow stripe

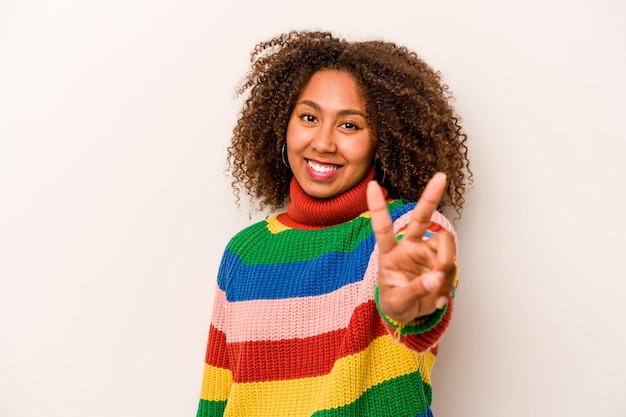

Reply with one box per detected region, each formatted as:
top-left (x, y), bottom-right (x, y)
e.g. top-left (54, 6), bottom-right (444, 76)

top-left (221, 336), bottom-right (435, 416)
top-left (266, 212), bottom-right (371, 234)
top-left (266, 216), bottom-right (291, 234)
top-left (200, 364), bottom-right (233, 401)
top-left (420, 348), bottom-right (436, 382)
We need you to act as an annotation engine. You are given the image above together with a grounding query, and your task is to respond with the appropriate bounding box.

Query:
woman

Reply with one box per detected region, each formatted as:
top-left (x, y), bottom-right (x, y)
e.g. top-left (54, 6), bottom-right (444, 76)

top-left (197, 30), bottom-right (471, 417)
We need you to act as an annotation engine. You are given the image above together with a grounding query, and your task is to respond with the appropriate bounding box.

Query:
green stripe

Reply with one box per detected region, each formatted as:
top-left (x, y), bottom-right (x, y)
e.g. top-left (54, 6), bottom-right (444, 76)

top-left (228, 200), bottom-right (407, 265)
top-left (311, 372), bottom-right (432, 417)
top-left (196, 399), bottom-right (226, 417)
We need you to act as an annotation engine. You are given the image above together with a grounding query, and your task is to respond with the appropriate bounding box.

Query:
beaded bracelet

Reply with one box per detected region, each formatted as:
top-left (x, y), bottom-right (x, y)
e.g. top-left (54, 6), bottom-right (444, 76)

top-left (374, 285), bottom-right (448, 340)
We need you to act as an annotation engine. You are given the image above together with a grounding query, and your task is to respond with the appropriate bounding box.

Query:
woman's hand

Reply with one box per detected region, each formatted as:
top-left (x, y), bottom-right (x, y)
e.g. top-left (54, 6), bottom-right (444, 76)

top-left (366, 173), bottom-right (457, 323)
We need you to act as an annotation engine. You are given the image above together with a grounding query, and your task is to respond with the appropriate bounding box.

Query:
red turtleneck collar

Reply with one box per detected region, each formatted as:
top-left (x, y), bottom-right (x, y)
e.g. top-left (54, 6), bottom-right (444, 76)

top-left (276, 167), bottom-right (388, 230)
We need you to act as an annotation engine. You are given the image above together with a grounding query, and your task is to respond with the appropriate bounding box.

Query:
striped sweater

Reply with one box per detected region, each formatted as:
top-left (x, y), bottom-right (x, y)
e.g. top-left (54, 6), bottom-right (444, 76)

top-left (197, 172), bottom-right (457, 417)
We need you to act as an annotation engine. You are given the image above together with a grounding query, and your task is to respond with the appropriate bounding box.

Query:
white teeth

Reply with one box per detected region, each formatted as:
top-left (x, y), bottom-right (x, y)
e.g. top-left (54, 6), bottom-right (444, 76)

top-left (307, 160), bottom-right (339, 173)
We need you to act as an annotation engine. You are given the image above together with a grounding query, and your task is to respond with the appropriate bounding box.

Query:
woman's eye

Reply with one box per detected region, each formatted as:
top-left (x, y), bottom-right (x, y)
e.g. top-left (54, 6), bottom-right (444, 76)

top-left (301, 114), bottom-right (317, 123)
top-left (341, 122), bottom-right (359, 130)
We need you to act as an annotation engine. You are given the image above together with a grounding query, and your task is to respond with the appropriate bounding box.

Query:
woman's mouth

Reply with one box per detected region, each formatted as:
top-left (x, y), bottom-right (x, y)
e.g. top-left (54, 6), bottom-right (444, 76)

top-left (306, 159), bottom-right (340, 179)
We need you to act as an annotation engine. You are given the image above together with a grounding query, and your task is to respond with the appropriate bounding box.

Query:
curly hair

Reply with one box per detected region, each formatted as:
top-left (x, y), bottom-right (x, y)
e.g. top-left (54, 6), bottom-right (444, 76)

top-left (227, 30), bottom-right (472, 216)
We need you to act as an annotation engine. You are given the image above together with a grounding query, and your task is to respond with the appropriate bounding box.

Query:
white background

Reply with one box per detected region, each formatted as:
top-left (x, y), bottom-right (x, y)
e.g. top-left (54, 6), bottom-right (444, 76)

top-left (1, 1), bottom-right (625, 416)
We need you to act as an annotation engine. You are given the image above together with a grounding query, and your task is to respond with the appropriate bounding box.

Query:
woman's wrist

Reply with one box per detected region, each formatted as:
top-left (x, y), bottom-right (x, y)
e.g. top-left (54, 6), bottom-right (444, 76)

top-left (374, 285), bottom-right (448, 339)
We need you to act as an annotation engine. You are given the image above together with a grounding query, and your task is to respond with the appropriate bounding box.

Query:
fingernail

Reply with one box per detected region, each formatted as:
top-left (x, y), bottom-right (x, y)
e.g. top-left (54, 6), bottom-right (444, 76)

top-left (436, 296), bottom-right (447, 309)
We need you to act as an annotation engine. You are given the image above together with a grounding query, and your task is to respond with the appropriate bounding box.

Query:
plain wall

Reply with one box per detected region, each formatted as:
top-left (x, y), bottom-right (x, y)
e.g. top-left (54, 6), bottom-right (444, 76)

top-left (1, 0), bottom-right (625, 416)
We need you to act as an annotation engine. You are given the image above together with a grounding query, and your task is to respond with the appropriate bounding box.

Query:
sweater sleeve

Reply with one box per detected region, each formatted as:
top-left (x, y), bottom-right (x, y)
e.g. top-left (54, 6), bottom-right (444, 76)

top-left (196, 286), bottom-right (232, 417)
top-left (377, 210), bottom-right (459, 353)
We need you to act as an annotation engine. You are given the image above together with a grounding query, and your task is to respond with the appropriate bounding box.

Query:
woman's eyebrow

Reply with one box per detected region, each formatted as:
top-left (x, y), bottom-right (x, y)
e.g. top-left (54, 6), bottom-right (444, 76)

top-left (296, 100), bottom-right (366, 118)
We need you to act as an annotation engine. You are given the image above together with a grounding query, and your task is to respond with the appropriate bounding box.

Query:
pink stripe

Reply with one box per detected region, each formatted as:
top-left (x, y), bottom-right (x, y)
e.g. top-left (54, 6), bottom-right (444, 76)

top-left (210, 285), bottom-right (227, 328)
top-left (213, 270), bottom-right (378, 343)
top-left (210, 210), bottom-right (454, 343)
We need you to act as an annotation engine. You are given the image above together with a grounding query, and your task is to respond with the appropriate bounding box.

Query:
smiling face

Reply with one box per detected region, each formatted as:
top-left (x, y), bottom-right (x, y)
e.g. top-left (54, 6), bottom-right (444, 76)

top-left (286, 70), bottom-right (376, 199)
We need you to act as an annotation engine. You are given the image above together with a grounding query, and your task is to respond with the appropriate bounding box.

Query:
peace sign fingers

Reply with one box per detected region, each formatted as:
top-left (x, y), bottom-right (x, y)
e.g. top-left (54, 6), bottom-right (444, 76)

top-left (367, 172), bottom-right (448, 254)
top-left (367, 172), bottom-right (454, 322)
top-left (404, 172), bottom-right (448, 242)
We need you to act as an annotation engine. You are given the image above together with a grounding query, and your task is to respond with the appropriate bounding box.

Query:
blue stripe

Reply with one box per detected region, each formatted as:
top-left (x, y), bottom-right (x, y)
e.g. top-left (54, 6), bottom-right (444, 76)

top-left (218, 201), bottom-right (416, 302)
top-left (219, 235), bottom-right (376, 301)
top-left (390, 200), bottom-right (415, 220)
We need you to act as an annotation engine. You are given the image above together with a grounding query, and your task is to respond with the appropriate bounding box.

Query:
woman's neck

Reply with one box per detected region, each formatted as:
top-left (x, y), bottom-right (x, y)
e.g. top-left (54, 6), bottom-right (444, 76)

top-left (277, 167), bottom-right (386, 230)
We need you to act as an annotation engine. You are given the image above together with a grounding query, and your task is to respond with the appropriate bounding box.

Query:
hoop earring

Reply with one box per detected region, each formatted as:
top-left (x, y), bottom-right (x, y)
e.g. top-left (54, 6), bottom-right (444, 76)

top-left (281, 143), bottom-right (290, 168)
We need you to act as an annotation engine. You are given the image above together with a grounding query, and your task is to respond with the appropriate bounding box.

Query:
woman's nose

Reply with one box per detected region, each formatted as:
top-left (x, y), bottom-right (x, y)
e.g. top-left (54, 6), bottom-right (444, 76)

top-left (310, 125), bottom-right (336, 153)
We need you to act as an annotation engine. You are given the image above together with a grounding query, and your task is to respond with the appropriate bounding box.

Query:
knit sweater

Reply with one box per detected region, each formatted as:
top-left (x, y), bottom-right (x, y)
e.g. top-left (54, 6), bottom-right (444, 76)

top-left (196, 169), bottom-right (457, 417)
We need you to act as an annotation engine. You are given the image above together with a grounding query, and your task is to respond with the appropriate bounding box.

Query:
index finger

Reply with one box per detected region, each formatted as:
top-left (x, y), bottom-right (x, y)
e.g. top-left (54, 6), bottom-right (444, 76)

top-left (366, 180), bottom-right (397, 254)
top-left (404, 172), bottom-right (447, 241)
